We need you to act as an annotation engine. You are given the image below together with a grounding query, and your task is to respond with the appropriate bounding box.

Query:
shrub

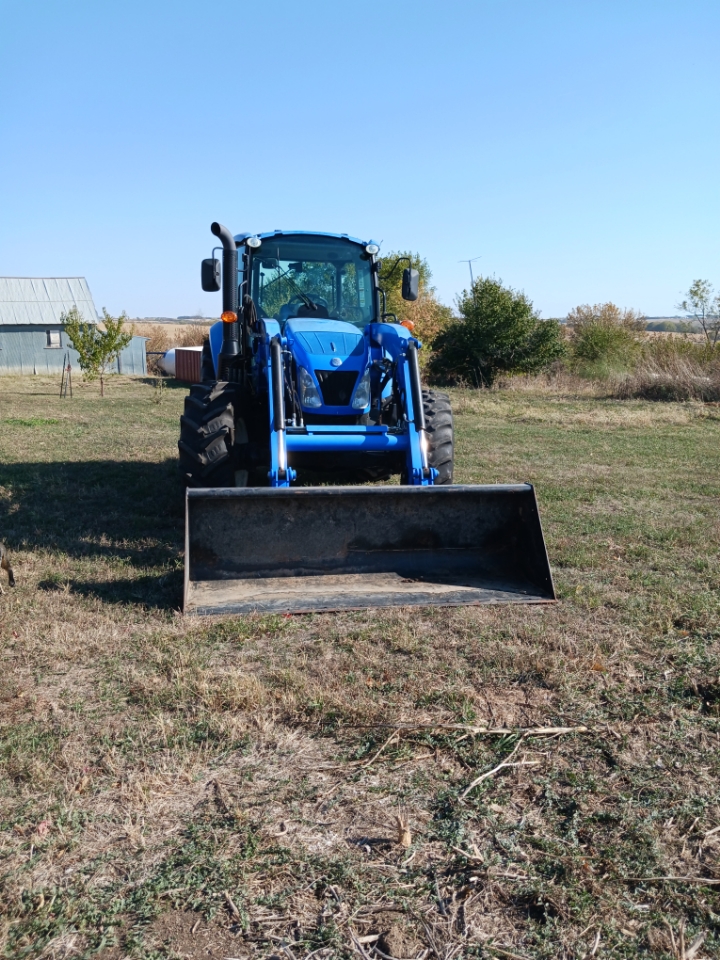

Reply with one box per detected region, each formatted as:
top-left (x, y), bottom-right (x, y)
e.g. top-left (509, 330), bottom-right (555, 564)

top-left (567, 303), bottom-right (645, 377)
top-left (428, 277), bottom-right (565, 387)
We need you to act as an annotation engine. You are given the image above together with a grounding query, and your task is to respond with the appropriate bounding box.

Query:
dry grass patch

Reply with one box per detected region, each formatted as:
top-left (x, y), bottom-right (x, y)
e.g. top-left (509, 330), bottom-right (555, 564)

top-left (1, 377), bottom-right (719, 959)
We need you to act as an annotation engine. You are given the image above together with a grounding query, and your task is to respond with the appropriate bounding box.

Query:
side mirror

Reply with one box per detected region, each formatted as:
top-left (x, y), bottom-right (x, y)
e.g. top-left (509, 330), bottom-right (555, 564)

top-left (402, 267), bottom-right (419, 301)
top-left (201, 258), bottom-right (221, 292)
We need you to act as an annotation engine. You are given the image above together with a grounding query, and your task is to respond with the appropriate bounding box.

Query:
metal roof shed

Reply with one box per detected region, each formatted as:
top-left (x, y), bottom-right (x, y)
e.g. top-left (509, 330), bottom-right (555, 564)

top-left (0, 277), bottom-right (146, 376)
top-left (0, 277), bottom-right (99, 327)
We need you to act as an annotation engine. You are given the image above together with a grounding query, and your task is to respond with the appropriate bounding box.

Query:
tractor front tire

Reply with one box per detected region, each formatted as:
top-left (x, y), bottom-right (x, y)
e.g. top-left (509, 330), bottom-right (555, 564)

top-left (179, 382), bottom-right (238, 487)
top-left (423, 389), bottom-right (454, 484)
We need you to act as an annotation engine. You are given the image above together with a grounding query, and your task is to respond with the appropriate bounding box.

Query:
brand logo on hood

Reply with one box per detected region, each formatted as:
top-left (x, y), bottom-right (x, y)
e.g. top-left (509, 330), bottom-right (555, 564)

top-left (330, 357), bottom-right (342, 367)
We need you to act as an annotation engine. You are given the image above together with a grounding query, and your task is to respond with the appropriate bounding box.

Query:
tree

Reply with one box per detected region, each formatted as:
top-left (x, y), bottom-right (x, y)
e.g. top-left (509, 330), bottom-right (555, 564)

top-left (62, 307), bottom-right (133, 395)
top-left (378, 250), bottom-right (453, 356)
top-left (428, 277), bottom-right (565, 387)
top-left (678, 280), bottom-right (720, 346)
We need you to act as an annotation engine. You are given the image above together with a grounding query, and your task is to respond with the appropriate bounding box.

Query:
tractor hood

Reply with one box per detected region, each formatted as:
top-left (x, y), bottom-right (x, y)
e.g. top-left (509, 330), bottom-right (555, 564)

top-left (285, 318), bottom-right (369, 412)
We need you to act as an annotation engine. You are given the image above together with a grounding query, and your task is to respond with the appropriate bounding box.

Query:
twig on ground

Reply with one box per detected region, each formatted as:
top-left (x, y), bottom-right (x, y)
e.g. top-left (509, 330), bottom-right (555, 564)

top-left (459, 739), bottom-right (540, 799)
top-left (224, 890), bottom-right (240, 918)
top-left (485, 947), bottom-right (531, 960)
top-left (350, 932), bottom-right (373, 958)
top-left (460, 761), bottom-right (540, 799)
top-left (359, 731), bottom-right (400, 769)
top-left (685, 931), bottom-right (707, 960)
top-left (627, 875), bottom-right (720, 885)
top-left (450, 844), bottom-right (483, 862)
top-left (352, 723), bottom-right (589, 737)
top-left (581, 929), bottom-right (601, 959)
top-left (664, 919), bottom-right (677, 954)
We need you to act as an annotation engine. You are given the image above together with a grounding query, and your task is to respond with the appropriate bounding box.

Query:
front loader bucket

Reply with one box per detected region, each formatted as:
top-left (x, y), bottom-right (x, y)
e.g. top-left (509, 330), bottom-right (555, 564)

top-left (184, 484), bottom-right (555, 616)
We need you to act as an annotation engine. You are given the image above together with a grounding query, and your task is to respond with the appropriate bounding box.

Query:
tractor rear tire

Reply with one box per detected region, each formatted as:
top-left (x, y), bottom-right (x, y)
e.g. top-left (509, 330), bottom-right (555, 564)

top-left (179, 381), bottom-right (239, 487)
top-left (423, 389), bottom-right (454, 484)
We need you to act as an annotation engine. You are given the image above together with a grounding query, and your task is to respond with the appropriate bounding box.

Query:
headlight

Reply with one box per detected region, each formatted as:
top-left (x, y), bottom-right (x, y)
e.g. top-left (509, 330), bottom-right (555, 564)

top-left (298, 367), bottom-right (322, 408)
top-left (365, 243), bottom-right (380, 255)
top-left (351, 368), bottom-right (371, 409)
top-left (246, 236), bottom-right (262, 249)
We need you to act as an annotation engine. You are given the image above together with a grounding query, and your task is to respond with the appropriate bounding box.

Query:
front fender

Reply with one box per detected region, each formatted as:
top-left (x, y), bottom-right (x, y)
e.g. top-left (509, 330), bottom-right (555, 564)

top-left (209, 321), bottom-right (224, 376)
top-left (368, 322), bottom-right (419, 359)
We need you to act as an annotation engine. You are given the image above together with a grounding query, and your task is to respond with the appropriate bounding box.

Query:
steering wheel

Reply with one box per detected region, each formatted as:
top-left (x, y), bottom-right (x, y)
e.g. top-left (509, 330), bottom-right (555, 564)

top-left (286, 295), bottom-right (329, 315)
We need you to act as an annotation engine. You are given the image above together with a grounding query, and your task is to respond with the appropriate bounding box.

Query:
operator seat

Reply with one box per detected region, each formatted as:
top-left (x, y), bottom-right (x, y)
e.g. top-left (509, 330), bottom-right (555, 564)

top-left (279, 299), bottom-right (330, 323)
top-left (296, 302), bottom-right (329, 318)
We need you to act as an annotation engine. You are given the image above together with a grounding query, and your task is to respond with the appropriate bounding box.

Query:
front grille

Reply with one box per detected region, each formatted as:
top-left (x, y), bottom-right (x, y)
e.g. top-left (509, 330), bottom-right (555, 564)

top-left (315, 370), bottom-right (358, 406)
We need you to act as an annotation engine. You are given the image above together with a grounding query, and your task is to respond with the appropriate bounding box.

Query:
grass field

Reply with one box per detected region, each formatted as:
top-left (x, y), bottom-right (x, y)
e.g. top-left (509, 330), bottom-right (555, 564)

top-left (1, 376), bottom-right (719, 960)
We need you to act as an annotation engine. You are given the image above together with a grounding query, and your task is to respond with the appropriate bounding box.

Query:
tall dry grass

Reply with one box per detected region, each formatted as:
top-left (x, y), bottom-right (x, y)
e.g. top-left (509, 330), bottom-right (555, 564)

top-left (495, 333), bottom-right (720, 402)
top-left (132, 323), bottom-right (210, 374)
top-left (617, 348), bottom-right (720, 401)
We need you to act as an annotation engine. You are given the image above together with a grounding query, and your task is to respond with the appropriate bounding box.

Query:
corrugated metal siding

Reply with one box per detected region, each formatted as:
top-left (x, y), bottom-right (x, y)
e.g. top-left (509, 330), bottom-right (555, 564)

top-left (0, 277), bottom-right (99, 326)
top-left (0, 327), bottom-right (147, 376)
top-left (175, 347), bottom-right (202, 383)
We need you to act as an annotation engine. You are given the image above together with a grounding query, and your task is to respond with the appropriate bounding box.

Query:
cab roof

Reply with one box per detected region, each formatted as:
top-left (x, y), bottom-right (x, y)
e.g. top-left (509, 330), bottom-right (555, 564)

top-left (233, 230), bottom-right (378, 248)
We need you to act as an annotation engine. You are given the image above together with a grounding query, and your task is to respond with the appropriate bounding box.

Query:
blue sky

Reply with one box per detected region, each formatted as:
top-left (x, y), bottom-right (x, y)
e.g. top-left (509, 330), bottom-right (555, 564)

top-left (1, 0), bottom-right (718, 319)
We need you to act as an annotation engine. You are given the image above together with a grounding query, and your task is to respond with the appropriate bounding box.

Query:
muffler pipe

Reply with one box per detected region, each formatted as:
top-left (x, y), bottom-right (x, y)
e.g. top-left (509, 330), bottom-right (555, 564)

top-left (211, 221), bottom-right (239, 377)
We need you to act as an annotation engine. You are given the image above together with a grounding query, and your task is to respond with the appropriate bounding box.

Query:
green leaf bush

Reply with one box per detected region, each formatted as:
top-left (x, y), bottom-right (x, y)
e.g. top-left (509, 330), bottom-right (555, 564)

top-left (428, 277), bottom-right (565, 387)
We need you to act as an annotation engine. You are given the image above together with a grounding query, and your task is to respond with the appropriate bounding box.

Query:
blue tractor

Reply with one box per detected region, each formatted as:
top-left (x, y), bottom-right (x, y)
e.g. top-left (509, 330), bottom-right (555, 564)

top-left (181, 223), bottom-right (555, 615)
top-left (180, 224), bottom-right (451, 490)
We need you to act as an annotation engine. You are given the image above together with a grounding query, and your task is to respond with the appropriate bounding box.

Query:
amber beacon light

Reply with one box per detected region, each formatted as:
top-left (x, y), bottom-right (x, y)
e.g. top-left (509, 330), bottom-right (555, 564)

top-left (221, 311), bottom-right (238, 323)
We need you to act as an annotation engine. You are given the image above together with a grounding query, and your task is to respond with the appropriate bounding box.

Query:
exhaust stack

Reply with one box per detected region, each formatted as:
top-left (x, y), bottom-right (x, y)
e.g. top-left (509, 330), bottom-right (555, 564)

top-left (210, 221), bottom-right (239, 373)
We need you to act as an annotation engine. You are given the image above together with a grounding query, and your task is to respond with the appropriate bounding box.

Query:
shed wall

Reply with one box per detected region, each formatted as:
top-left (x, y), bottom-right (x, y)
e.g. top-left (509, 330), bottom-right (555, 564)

top-left (0, 326), bottom-right (147, 376)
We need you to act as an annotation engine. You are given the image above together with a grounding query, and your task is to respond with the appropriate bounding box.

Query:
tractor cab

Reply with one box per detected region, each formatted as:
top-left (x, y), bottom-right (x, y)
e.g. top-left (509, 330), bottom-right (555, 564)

top-left (247, 232), bottom-right (378, 331)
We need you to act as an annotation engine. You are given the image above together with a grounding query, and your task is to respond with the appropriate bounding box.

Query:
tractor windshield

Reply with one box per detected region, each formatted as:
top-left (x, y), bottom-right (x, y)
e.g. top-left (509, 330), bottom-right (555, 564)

top-left (250, 235), bottom-right (375, 329)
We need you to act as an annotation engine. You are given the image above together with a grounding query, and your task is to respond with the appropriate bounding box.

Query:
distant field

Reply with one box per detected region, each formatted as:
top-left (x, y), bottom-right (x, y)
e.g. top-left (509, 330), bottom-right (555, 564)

top-left (1, 376), bottom-right (719, 959)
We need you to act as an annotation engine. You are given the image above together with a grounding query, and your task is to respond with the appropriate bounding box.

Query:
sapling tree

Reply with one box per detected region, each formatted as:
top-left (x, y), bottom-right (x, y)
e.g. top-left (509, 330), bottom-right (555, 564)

top-left (62, 307), bottom-right (132, 395)
top-left (678, 280), bottom-right (720, 346)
